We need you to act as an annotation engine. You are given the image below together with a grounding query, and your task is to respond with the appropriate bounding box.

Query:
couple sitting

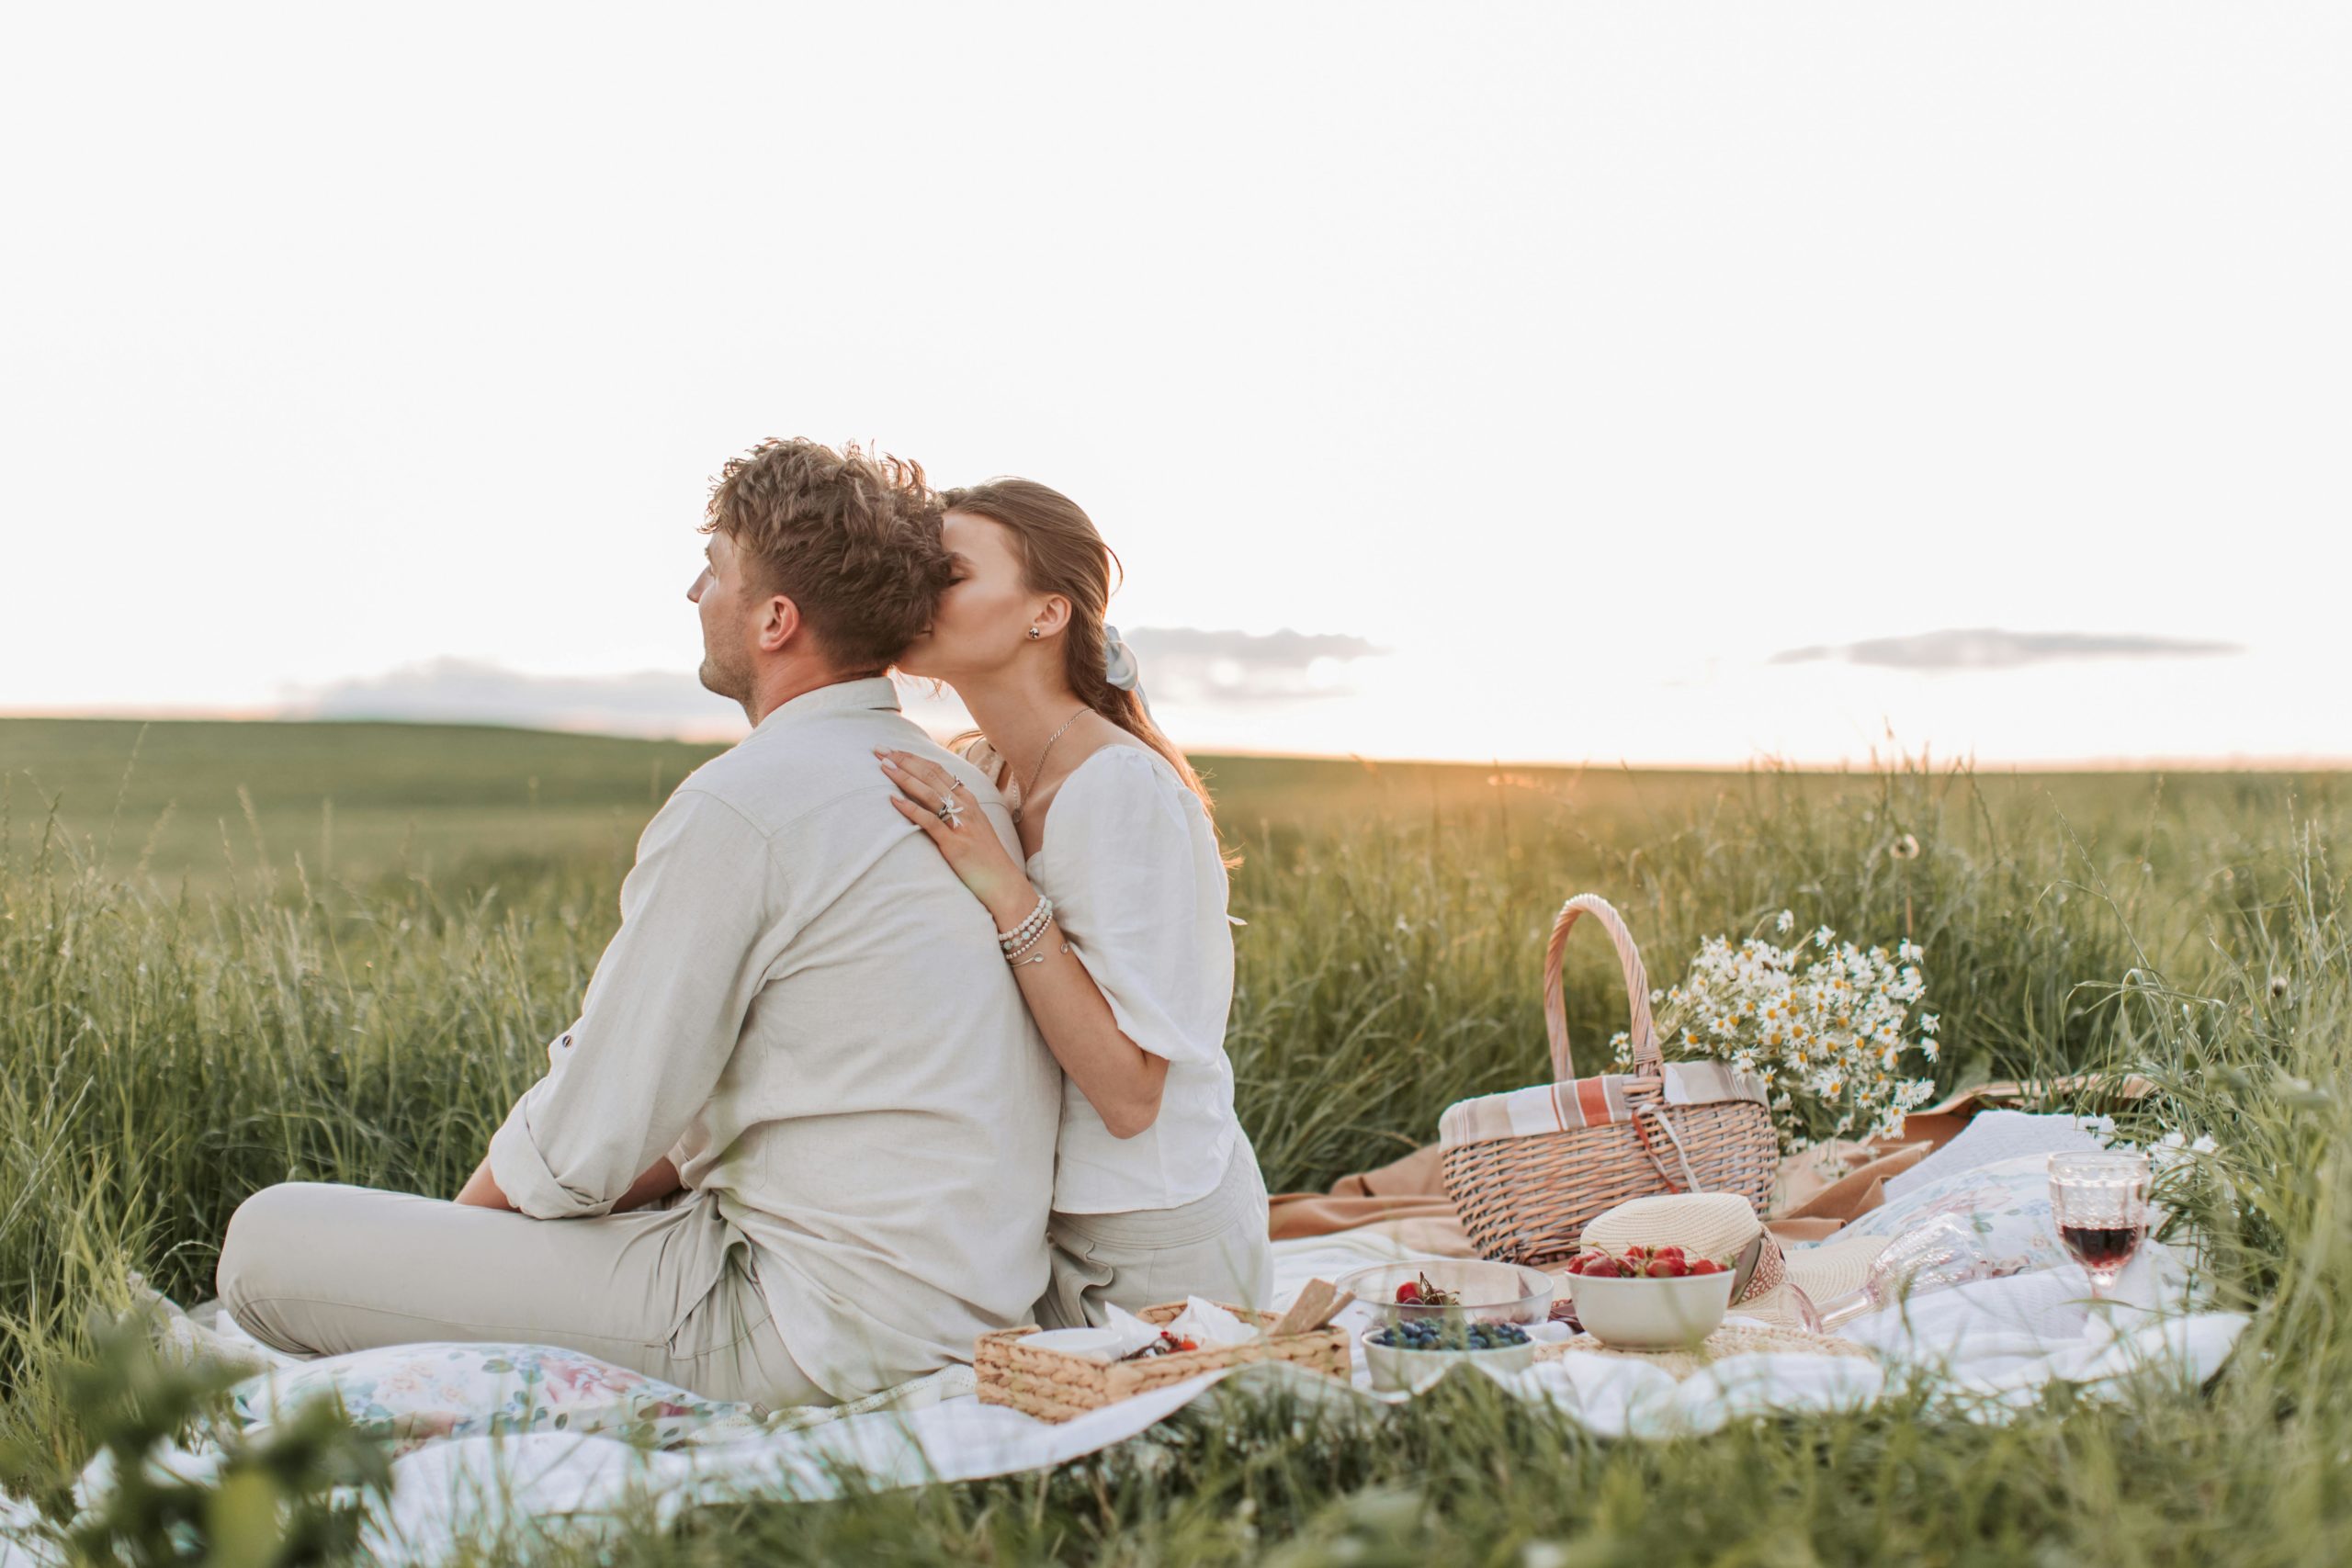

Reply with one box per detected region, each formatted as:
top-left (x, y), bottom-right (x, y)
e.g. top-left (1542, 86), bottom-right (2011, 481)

top-left (215, 438), bottom-right (1273, 1407)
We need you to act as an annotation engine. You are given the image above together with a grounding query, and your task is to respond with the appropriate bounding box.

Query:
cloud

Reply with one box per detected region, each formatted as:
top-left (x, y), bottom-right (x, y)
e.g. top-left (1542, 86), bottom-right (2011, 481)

top-left (1117, 626), bottom-right (1387, 704)
top-left (1769, 627), bottom-right (2245, 671)
top-left (288, 660), bottom-right (745, 739)
top-left (277, 626), bottom-right (1388, 739)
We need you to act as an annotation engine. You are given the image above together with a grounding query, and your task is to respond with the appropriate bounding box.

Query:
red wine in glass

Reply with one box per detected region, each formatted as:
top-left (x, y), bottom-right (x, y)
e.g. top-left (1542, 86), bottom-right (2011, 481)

top-left (2060, 1222), bottom-right (2145, 1279)
top-left (2049, 1151), bottom-right (2154, 1299)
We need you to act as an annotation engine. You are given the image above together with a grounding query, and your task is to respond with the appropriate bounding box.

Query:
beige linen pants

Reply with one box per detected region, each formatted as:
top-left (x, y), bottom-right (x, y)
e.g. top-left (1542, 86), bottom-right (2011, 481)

top-left (215, 1181), bottom-right (831, 1409)
top-left (1035, 1135), bottom-right (1276, 1329)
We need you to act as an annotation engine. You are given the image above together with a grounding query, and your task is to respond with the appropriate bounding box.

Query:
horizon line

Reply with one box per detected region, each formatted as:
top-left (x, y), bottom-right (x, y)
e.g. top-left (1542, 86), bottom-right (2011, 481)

top-left (5, 706), bottom-right (2348, 775)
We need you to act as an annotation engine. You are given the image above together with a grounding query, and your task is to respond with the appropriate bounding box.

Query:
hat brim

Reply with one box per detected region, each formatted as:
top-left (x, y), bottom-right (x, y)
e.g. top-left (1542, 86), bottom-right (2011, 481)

top-left (1729, 1235), bottom-right (1890, 1329)
top-left (1781, 1234), bottom-right (1890, 1302)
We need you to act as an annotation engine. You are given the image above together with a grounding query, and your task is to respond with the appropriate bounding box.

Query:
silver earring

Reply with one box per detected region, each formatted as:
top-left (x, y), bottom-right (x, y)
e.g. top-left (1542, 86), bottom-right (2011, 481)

top-left (1027, 626), bottom-right (1041, 639)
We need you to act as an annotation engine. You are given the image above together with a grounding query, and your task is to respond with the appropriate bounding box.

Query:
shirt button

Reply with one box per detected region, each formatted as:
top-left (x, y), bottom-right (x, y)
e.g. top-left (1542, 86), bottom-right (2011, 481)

top-left (560, 1032), bottom-right (574, 1048)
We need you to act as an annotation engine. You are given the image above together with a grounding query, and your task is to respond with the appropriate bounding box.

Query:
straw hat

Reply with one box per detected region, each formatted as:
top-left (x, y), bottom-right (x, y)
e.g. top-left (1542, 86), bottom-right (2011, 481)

top-left (1574, 1193), bottom-right (1891, 1329)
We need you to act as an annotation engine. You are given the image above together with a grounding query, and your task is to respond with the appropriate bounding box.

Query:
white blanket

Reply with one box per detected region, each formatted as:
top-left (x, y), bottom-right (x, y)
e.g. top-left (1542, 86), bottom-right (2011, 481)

top-left (2, 1119), bottom-right (2251, 1568)
top-left (375, 1252), bottom-right (2244, 1565)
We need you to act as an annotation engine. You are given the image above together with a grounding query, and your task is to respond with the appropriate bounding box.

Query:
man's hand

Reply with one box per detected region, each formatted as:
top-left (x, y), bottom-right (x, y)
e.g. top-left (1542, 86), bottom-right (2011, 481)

top-left (457, 1150), bottom-right (683, 1215)
top-left (612, 1156), bottom-right (684, 1213)
top-left (455, 1155), bottom-right (514, 1210)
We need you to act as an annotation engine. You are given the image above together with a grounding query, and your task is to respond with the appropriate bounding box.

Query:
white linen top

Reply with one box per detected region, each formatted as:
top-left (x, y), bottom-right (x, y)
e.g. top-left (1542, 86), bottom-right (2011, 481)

top-left (1023, 743), bottom-right (1244, 1214)
top-left (488, 676), bottom-right (1060, 1401)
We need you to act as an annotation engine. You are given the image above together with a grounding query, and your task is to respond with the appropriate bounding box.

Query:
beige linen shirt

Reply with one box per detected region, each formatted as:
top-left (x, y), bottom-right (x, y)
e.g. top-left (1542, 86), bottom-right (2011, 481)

top-left (488, 676), bottom-right (1059, 1400)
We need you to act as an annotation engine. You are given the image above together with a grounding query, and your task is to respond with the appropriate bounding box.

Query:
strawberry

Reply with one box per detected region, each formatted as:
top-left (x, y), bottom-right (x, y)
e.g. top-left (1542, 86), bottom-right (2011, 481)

top-left (1689, 1258), bottom-right (1725, 1275)
top-left (1174, 1338), bottom-right (1199, 1352)
top-left (1645, 1257), bottom-right (1688, 1279)
top-left (1396, 1280), bottom-right (1422, 1303)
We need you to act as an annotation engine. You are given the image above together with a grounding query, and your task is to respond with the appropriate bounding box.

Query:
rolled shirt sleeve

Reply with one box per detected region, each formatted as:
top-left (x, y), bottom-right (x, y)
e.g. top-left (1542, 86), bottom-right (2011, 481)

top-left (1049, 749), bottom-right (1231, 1067)
top-left (488, 786), bottom-right (779, 1219)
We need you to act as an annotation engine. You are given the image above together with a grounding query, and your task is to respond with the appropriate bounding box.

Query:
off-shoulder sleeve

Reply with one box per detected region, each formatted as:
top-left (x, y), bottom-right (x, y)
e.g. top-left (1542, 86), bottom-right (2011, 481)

top-left (1043, 748), bottom-right (1231, 1067)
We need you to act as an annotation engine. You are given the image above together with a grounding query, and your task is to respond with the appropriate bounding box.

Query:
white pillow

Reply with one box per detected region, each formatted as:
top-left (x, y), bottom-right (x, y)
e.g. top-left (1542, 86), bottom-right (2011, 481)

top-left (232, 1342), bottom-right (763, 1456)
top-left (1836, 1153), bottom-right (2094, 1278)
top-left (1880, 1111), bottom-right (2112, 1204)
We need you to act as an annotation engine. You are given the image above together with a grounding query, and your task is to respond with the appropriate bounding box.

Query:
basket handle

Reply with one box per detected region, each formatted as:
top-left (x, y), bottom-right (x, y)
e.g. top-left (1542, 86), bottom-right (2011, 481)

top-left (1542, 893), bottom-right (1661, 1082)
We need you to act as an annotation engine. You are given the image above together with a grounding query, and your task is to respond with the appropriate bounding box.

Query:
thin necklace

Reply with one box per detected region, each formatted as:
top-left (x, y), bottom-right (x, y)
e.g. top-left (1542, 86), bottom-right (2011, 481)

top-left (1011, 705), bottom-right (1089, 823)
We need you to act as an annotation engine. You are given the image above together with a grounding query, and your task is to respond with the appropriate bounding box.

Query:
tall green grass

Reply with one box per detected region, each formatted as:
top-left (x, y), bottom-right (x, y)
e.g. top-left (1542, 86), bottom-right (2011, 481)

top-left (2, 731), bottom-right (2346, 1562)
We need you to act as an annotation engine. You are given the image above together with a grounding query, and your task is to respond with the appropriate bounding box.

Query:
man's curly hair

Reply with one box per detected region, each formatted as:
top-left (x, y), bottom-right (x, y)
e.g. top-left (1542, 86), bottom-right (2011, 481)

top-left (699, 438), bottom-right (952, 673)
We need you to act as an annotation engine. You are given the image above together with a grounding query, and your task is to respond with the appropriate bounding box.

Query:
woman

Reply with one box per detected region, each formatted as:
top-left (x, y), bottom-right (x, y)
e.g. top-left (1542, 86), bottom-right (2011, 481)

top-left (877, 477), bottom-right (1274, 1329)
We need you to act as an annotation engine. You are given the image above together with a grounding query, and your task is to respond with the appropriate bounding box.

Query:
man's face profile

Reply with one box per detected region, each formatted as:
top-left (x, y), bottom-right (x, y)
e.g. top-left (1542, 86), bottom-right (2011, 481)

top-left (689, 532), bottom-right (755, 704)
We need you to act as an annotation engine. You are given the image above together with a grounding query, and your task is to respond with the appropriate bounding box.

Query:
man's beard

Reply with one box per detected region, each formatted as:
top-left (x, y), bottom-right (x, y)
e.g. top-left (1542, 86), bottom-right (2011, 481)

top-left (697, 644), bottom-right (751, 707)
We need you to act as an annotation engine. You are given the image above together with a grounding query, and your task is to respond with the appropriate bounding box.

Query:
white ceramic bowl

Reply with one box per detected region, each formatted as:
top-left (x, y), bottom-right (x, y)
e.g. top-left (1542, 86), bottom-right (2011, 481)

top-left (1564, 1269), bottom-right (1736, 1349)
top-left (1359, 1325), bottom-right (1538, 1393)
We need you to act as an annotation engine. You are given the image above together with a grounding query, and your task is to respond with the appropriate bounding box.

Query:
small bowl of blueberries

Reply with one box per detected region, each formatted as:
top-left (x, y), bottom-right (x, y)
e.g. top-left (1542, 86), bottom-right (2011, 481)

top-left (1339, 1260), bottom-right (1549, 1393)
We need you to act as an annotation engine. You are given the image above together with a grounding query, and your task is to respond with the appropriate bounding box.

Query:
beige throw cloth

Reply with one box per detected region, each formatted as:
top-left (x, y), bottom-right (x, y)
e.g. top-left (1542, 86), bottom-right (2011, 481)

top-left (1267, 1145), bottom-right (1471, 1255)
top-left (1266, 1142), bottom-right (1929, 1258)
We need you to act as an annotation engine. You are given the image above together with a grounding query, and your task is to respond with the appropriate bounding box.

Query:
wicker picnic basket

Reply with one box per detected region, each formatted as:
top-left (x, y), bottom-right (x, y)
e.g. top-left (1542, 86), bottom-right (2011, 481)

top-left (975, 1302), bottom-right (1351, 1423)
top-left (1440, 894), bottom-right (1779, 1269)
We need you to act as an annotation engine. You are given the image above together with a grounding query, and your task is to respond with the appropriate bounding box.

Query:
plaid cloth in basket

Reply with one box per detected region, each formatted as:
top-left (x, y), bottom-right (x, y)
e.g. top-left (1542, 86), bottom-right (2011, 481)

top-left (1438, 1061), bottom-right (1769, 1146)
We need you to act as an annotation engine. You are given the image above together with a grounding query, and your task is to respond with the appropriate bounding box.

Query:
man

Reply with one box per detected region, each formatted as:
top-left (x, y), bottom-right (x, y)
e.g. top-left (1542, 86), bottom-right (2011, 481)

top-left (217, 438), bottom-right (1060, 1407)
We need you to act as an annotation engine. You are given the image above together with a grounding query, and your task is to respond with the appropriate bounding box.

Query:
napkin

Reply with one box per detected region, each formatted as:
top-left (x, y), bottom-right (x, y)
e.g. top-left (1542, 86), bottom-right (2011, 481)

top-left (1096, 1303), bottom-right (1174, 1359)
top-left (1165, 1296), bottom-right (1261, 1348)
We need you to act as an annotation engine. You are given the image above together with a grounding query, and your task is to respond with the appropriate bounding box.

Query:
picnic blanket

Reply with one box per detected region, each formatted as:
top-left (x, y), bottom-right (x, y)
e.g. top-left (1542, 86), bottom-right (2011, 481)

top-left (3, 1108), bottom-right (2245, 1568)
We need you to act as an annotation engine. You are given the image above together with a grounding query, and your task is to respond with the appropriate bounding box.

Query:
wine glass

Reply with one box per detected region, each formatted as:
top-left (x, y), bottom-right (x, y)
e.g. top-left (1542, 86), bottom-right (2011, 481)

top-left (2048, 1151), bottom-right (2152, 1298)
top-left (1809, 1214), bottom-right (1995, 1330)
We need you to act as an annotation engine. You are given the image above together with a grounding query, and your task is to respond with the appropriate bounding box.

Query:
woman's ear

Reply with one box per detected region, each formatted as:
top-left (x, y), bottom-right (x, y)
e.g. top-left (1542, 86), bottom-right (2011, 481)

top-left (1031, 594), bottom-right (1074, 638)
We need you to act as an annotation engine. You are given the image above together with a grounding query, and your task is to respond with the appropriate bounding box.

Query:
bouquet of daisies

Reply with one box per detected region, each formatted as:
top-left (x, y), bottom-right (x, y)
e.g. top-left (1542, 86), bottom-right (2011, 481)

top-left (1613, 911), bottom-right (1941, 1156)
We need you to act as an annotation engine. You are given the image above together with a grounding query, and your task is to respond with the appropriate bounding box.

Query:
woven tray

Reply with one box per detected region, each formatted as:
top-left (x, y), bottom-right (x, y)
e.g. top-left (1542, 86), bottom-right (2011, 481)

top-left (1534, 1323), bottom-right (1874, 1380)
top-left (976, 1302), bottom-right (1351, 1423)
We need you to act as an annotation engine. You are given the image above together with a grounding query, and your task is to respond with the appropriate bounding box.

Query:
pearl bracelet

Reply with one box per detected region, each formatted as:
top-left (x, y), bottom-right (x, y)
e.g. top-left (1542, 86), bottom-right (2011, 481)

top-left (1005, 925), bottom-right (1059, 964)
top-left (997, 893), bottom-right (1054, 954)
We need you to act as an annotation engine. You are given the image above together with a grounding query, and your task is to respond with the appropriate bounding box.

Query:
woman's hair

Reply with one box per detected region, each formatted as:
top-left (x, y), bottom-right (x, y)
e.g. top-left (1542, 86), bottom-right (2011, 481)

top-left (940, 478), bottom-right (1232, 863)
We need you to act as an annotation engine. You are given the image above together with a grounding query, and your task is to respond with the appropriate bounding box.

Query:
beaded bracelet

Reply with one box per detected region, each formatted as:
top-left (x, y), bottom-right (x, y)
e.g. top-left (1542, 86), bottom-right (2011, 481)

top-left (997, 893), bottom-right (1054, 954)
top-left (1005, 923), bottom-right (1058, 964)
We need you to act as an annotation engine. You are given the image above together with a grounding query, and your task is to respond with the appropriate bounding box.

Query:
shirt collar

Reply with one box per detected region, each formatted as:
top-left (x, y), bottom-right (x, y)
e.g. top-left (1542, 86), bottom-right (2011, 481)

top-left (750, 675), bottom-right (902, 736)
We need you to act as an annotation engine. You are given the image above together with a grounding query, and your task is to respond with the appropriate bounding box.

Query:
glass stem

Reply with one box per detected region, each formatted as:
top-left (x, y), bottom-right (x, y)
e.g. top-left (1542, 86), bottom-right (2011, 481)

top-left (1815, 1288), bottom-right (1874, 1330)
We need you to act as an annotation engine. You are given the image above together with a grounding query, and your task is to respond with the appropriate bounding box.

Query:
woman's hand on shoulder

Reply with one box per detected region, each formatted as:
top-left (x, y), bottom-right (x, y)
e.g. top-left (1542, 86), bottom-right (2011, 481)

top-left (876, 749), bottom-right (1034, 921)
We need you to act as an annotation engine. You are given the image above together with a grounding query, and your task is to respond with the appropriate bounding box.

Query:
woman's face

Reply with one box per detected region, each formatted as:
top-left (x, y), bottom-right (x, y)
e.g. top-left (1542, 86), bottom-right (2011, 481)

top-left (898, 511), bottom-right (1034, 681)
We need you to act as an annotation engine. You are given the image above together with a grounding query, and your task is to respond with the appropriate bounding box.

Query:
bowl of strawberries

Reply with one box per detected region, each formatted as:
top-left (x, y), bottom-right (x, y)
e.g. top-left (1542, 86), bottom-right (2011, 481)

top-left (1560, 1244), bottom-right (1736, 1349)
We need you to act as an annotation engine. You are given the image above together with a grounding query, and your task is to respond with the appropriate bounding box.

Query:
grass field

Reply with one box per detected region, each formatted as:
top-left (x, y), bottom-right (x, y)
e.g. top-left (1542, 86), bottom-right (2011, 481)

top-left (2, 716), bottom-right (2348, 1563)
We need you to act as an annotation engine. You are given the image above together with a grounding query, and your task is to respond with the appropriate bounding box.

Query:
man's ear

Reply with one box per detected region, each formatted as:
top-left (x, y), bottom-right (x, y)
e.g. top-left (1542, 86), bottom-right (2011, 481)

top-left (757, 593), bottom-right (803, 655)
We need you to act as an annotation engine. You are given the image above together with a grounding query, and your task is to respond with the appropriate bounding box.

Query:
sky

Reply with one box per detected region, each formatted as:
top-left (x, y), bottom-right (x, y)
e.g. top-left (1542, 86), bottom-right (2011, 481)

top-left (3, 4), bottom-right (2346, 767)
